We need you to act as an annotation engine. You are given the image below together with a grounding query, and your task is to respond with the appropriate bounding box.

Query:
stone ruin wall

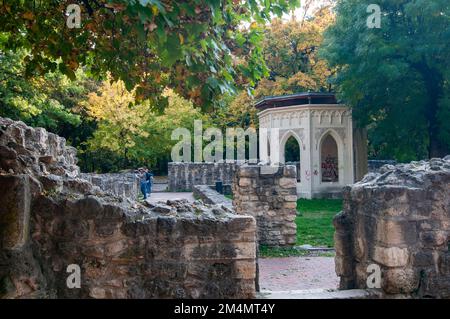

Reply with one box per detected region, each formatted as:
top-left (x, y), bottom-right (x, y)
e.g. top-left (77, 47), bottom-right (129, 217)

top-left (193, 185), bottom-right (233, 212)
top-left (168, 162), bottom-right (238, 191)
top-left (334, 158), bottom-right (450, 298)
top-left (169, 160), bottom-right (391, 195)
top-left (80, 173), bottom-right (140, 200)
top-left (232, 165), bottom-right (297, 247)
top-left (0, 117), bottom-right (257, 299)
top-left (367, 160), bottom-right (397, 173)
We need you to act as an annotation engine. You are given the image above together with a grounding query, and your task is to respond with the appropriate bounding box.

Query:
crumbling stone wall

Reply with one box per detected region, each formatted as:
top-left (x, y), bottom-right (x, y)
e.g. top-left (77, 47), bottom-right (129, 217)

top-left (0, 118), bottom-right (79, 178)
top-left (233, 165), bottom-right (297, 247)
top-left (1, 181), bottom-right (256, 299)
top-left (193, 185), bottom-right (234, 212)
top-left (168, 162), bottom-right (238, 191)
top-left (368, 160), bottom-right (397, 173)
top-left (334, 158), bottom-right (450, 298)
top-left (80, 173), bottom-right (140, 200)
top-left (0, 117), bottom-right (256, 299)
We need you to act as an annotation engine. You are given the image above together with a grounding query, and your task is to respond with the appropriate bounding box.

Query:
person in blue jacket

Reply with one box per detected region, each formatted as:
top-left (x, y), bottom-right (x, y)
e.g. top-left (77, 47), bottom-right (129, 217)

top-left (145, 168), bottom-right (154, 197)
top-left (136, 168), bottom-right (149, 200)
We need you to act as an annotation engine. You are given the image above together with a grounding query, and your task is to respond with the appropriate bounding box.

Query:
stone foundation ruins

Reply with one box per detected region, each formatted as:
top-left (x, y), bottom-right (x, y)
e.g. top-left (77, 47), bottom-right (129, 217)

top-left (193, 185), bottom-right (233, 212)
top-left (79, 173), bottom-right (140, 200)
top-left (168, 162), bottom-right (238, 191)
top-left (3, 116), bottom-right (449, 299)
top-left (334, 158), bottom-right (450, 298)
top-left (0, 118), bottom-right (256, 299)
top-left (233, 165), bottom-right (297, 247)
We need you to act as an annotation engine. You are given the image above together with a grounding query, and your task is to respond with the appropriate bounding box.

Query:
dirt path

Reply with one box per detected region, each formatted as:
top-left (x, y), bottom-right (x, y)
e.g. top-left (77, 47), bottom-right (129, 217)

top-left (259, 257), bottom-right (339, 291)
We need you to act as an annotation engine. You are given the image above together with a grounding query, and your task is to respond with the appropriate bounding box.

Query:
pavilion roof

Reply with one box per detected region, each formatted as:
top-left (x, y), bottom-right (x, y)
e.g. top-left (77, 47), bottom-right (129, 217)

top-left (255, 92), bottom-right (338, 110)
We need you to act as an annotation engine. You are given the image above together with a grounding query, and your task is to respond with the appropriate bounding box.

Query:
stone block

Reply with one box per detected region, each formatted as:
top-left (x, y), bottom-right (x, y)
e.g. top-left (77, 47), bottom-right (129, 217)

top-left (373, 246), bottom-right (409, 267)
top-left (284, 195), bottom-right (298, 202)
top-left (0, 175), bottom-right (31, 249)
top-left (240, 166), bottom-right (260, 177)
top-left (283, 202), bottom-right (297, 209)
top-left (376, 219), bottom-right (417, 246)
top-left (238, 178), bottom-right (252, 187)
top-left (382, 268), bottom-right (419, 294)
top-left (279, 177), bottom-right (297, 189)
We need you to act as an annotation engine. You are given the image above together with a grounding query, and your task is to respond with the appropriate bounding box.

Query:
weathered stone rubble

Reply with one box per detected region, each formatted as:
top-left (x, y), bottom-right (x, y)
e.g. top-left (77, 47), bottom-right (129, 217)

top-left (0, 118), bottom-right (256, 298)
top-left (334, 157), bottom-right (450, 298)
top-left (233, 165), bottom-right (297, 247)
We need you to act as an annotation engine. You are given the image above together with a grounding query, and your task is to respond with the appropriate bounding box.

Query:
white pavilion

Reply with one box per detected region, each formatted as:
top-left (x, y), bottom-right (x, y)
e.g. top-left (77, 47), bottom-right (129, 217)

top-left (256, 92), bottom-right (367, 199)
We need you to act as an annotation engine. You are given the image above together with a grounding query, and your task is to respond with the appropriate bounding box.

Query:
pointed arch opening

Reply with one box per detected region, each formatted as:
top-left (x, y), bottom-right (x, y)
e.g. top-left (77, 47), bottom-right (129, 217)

top-left (321, 134), bottom-right (339, 183)
top-left (283, 135), bottom-right (301, 182)
top-left (285, 136), bottom-right (300, 162)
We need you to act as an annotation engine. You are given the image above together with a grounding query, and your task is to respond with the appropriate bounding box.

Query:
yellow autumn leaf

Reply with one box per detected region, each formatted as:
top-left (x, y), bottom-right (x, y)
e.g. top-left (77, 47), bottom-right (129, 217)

top-left (178, 34), bottom-right (184, 45)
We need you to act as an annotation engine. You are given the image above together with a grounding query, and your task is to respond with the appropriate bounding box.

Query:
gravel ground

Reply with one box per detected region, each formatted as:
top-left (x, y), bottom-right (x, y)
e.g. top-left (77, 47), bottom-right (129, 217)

top-left (259, 257), bottom-right (339, 291)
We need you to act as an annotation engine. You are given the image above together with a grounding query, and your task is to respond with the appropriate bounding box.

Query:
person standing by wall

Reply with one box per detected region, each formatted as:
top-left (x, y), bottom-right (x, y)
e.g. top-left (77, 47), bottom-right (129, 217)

top-left (145, 168), bottom-right (154, 198)
top-left (136, 168), bottom-right (149, 200)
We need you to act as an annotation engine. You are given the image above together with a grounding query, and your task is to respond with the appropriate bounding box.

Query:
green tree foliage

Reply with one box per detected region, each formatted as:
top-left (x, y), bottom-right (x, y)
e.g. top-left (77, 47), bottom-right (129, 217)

top-left (0, 48), bottom-right (97, 143)
top-left (322, 0), bottom-right (450, 160)
top-left (83, 75), bottom-right (151, 164)
top-left (263, 7), bottom-right (335, 93)
top-left (1, 0), bottom-right (300, 108)
top-left (82, 78), bottom-right (204, 171)
top-left (131, 88), bottom-right (207, 166)
top-left (221, 6), bottom-right (335, 130)
top-left (285, 136), bottom-right (300, 162)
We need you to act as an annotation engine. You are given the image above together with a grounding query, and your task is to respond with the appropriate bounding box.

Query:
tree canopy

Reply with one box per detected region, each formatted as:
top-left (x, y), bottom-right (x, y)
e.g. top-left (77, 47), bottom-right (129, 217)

top-left (82, 76), bottom-right (205, 170)
top-left (2, 0), bottom-right (448, 173)
top-left (1, 0), bottom-right (300, 109)
top-left (0, 49), bottom-right (97, 139)
top-left (223, 5), bottom-right (335, 130)
top-left (322, 0), bottom-right (450, 160)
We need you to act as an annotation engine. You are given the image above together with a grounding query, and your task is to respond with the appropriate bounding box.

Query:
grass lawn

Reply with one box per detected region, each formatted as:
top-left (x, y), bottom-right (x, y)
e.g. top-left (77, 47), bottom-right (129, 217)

top-left (260, 198), bottom-right (343, 257)
top-left (296, 198), bottom-right (343, 248)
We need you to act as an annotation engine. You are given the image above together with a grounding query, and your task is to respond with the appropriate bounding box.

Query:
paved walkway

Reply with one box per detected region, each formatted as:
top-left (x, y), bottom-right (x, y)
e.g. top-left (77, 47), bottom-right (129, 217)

top-left (146, 192), bottom-right (195, 203)
top-left (258, 288), bottom-right (380, 299)
top-left (259, 257), bottom-right (339, 291)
